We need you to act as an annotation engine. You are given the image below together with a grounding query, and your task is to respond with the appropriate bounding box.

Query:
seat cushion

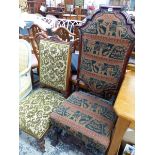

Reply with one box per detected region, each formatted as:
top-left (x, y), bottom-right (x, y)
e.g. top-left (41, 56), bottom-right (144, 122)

top-left (50, 91), bottom-right (117, 153)
top-left (19, 88), bottom-right (65, 139)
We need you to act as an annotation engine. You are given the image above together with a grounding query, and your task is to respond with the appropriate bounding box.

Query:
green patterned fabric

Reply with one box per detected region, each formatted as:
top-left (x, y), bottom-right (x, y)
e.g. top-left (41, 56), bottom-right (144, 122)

top-left (19, 88), bottom-right (65, 139)
top-left (39, 40), bottom-right (70, 92)
top-left (51, 91), bottom-right (117, 154)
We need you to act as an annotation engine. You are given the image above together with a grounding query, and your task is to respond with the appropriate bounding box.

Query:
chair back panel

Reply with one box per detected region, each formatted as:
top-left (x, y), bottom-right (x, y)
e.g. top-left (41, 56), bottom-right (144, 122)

top-left (54, 27), bottom-right (70, 42)
top-left (78, 6), bottom-right (135, 101)
top-left (39, 39), bottom-right (71, 93)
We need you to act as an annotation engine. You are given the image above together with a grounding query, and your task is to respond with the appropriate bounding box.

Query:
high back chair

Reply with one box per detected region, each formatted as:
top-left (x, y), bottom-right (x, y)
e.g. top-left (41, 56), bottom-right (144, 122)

top-left (19, 39), bottom-right (32, 101)
top-left (19, 37), bottom-right (72, 152)
top-left (50, 6), bottom-right (135, 155)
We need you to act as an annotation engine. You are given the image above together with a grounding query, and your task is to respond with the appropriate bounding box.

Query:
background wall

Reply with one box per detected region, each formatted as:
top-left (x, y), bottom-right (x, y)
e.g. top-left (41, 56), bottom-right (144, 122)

top-left (84, 0), bottom-right (110, 9)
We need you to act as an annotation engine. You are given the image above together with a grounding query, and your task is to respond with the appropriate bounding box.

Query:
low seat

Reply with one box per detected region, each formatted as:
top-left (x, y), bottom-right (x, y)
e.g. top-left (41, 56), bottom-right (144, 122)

top-left (51, 91), bottom-right (117, 153)
top-left (19, 37), bottom-right (72, 151)
top-left (20, 88), bottom-right (65, 139)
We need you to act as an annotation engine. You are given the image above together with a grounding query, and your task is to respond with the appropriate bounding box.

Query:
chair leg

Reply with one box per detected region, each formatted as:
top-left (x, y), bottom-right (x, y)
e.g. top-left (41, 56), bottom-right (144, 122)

top-left (37, 137), bottom-right (45, 152)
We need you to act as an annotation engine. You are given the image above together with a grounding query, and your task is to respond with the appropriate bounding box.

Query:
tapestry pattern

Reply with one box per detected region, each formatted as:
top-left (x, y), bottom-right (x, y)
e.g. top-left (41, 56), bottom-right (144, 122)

top-left (50, 7), bottom-right (134, 154)
top-left (39, 39), bottom-right (70, 92)
top-left (79, 11), bottom-right (135, 101)
top-left (19, 88), bottom-right (65, 139)
top-left (51, 91), bottom-right (117, 152)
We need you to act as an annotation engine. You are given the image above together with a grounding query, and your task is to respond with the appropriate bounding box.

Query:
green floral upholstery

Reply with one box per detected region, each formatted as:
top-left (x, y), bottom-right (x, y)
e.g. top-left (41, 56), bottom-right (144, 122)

top-left (20, 88), bottom-right (65, 139)
top-left (39, 39), bottom-right (70, 92)
top-left (51, 91), bottom-right (117, 154)
top-left (19, 39), bottom-right (71, 140)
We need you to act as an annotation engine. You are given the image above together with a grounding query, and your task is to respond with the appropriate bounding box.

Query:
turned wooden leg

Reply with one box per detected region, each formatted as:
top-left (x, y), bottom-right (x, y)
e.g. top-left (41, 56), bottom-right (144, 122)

top-left (37, 138), bottom-right (45, 152)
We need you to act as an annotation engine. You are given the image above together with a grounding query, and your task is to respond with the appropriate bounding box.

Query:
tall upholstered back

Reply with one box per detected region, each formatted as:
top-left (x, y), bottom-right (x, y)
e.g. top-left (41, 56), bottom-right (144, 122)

top-left (77, 6), bottom-right (135, 102)
top-left (39, 39), bottom-right (71, 94)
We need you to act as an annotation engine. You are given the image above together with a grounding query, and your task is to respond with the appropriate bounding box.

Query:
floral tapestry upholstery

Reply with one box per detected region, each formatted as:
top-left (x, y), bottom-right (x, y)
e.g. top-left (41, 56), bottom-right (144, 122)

top-left (50, 91), bottom-right (117, 154)
top-left (39, 39), bottom-right (70, 92)
top-left (78, 7), bottom-right (135, 101)
top-left (19, 88), bottom-right (65, 139)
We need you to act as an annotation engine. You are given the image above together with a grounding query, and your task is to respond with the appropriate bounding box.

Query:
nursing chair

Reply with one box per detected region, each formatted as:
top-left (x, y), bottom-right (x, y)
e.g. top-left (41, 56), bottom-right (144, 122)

top-left (19, 37), bottom-right (72, 152)
top-left (50, 6), bottom-right (135, 155)
top-left (19, 39), bottom-right (32, 101)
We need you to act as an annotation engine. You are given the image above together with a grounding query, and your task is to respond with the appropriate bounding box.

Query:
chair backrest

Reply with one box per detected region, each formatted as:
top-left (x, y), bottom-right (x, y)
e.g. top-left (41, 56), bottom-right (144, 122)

top-left (28, 24), bottom-right (47, 38)
top-left (39, 38), bottom-right (71, 95)
top-left (54, 27), bottom-right (75, 42)
top-left (77, 6), bottom-right (135, 102)
top-left (27, 24), bottom-right (48, 61)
